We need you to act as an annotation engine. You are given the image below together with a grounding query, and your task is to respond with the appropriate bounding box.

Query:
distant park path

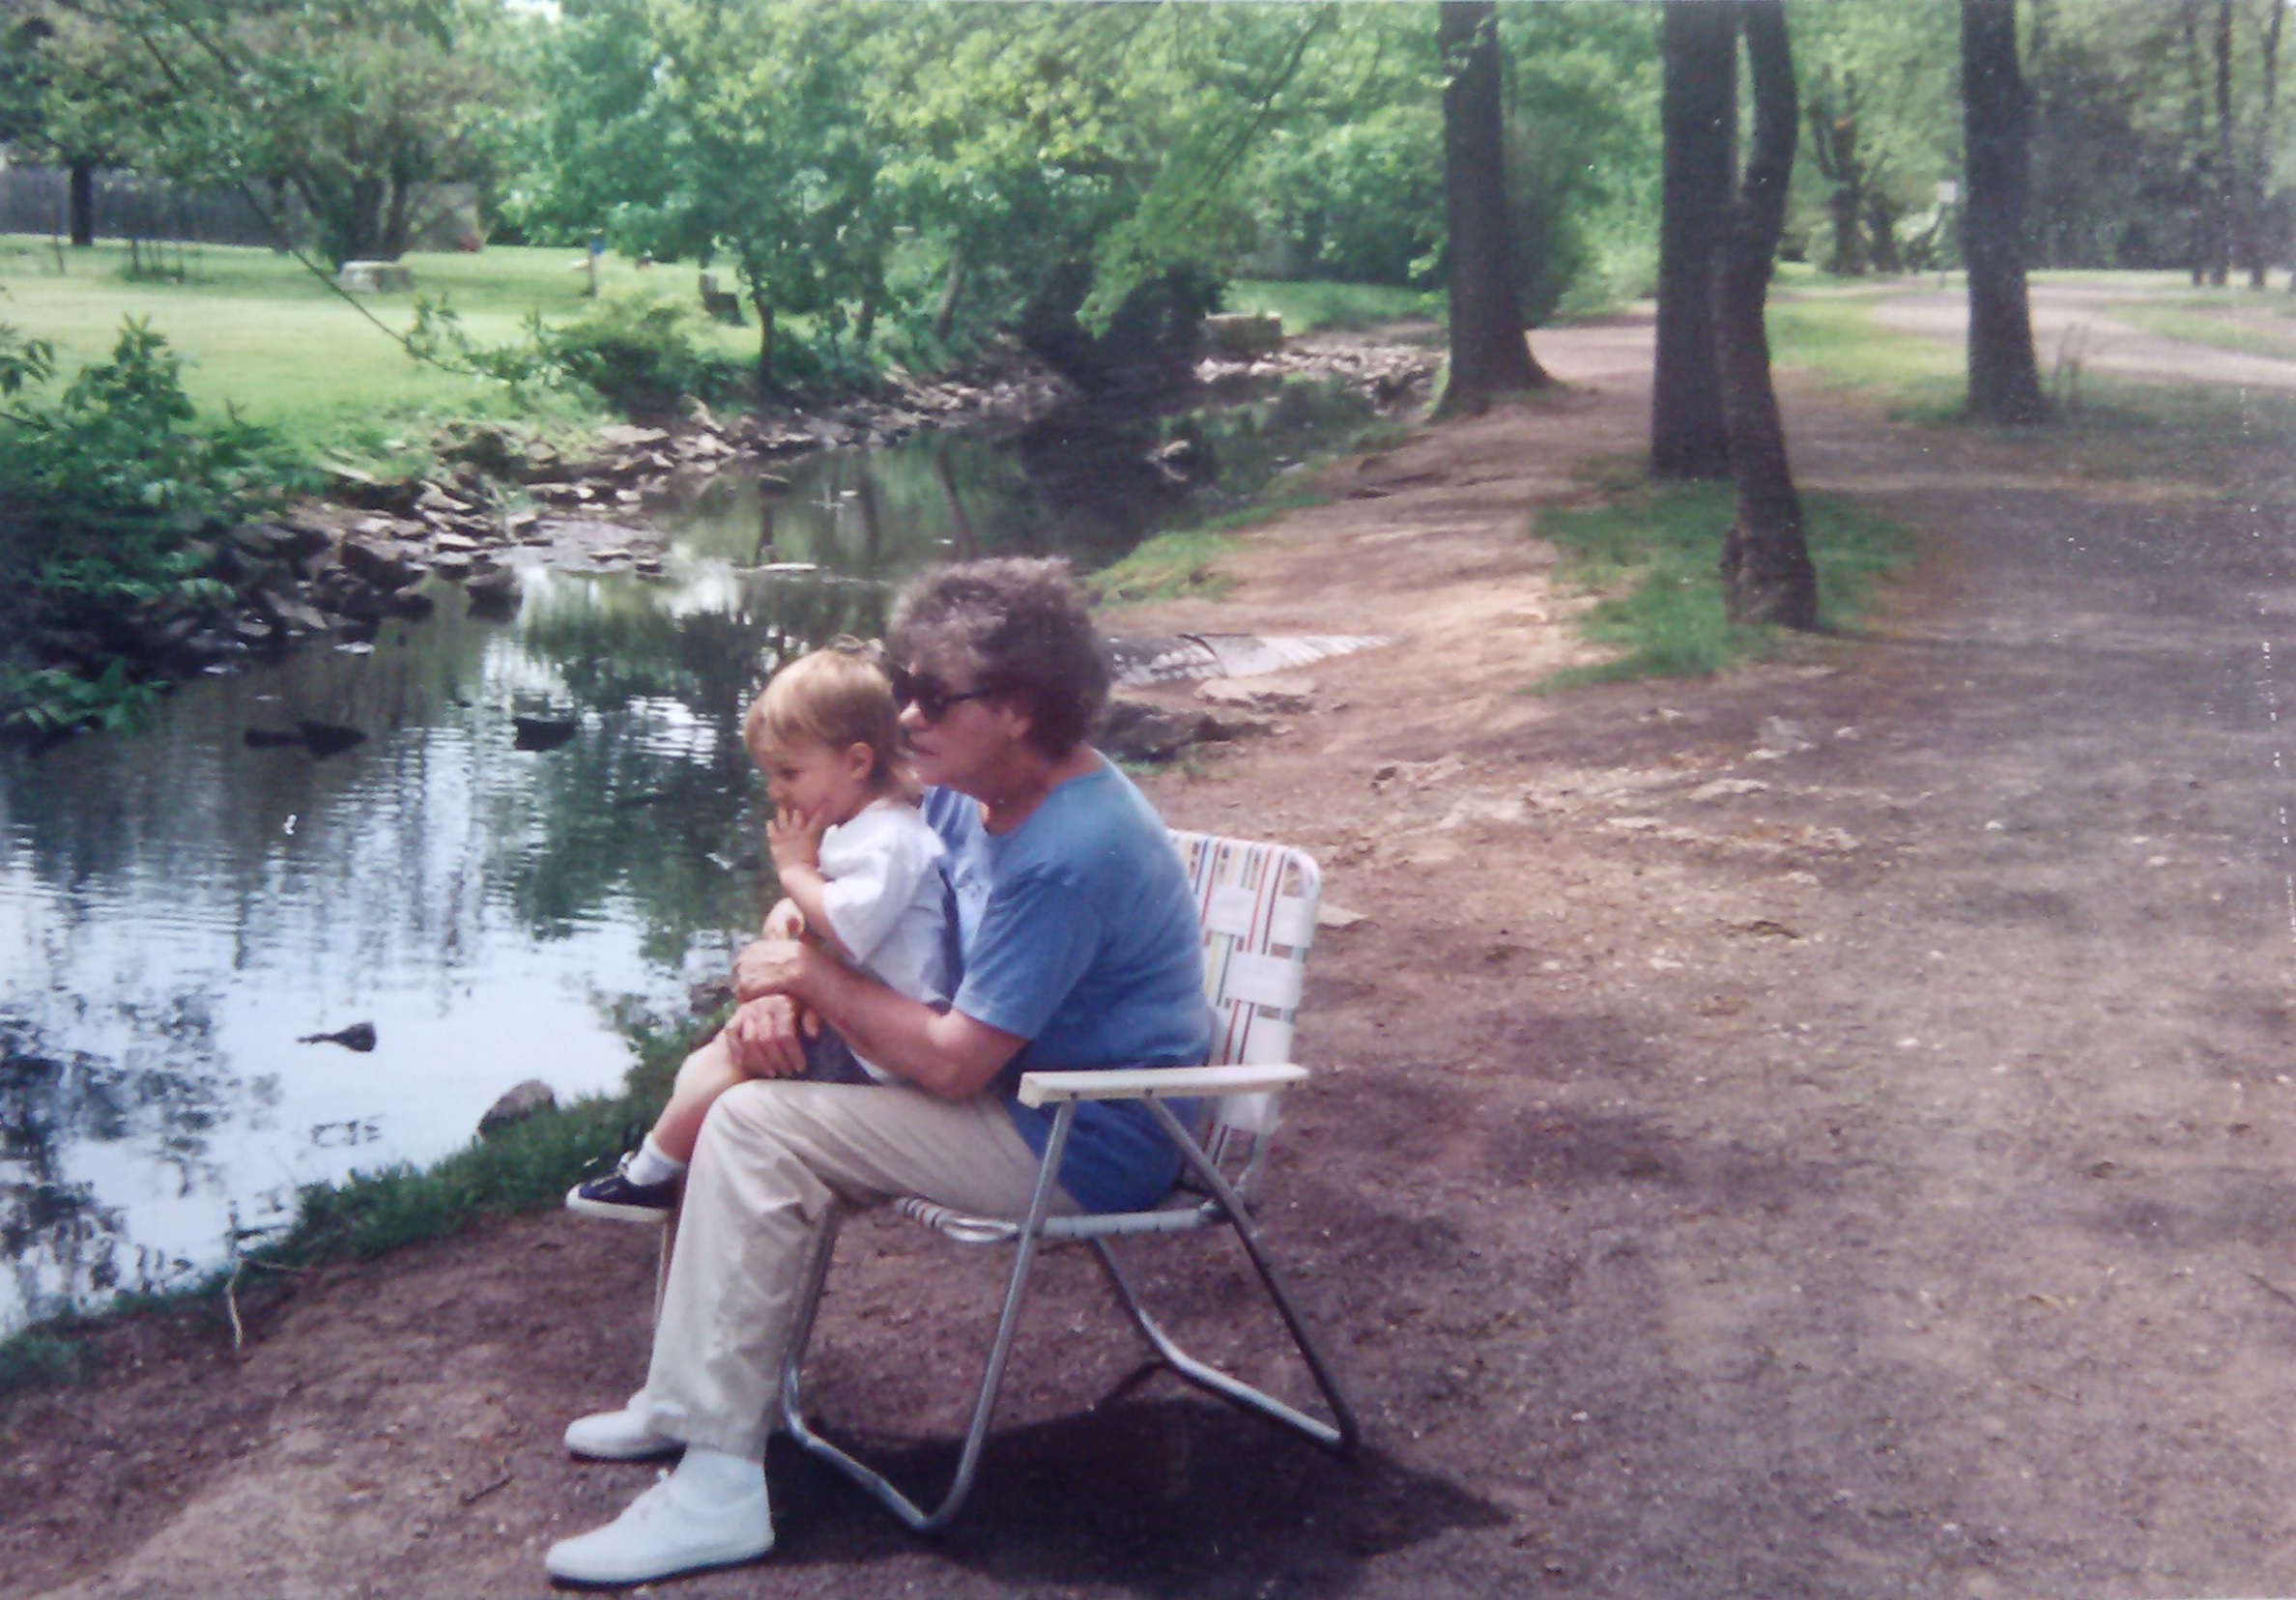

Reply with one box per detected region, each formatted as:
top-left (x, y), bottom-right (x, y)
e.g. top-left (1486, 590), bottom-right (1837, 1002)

top-left (1876, 279), bottom-right (2296, 391)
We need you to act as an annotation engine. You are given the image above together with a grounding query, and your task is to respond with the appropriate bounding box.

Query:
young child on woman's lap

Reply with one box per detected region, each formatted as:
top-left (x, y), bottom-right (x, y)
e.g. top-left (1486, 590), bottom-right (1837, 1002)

top-left (565, 642), bottom-right (952, 1223)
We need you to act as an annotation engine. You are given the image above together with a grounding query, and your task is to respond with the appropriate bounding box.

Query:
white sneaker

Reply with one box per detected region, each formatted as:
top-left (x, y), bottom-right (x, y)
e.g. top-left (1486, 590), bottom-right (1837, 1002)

top-left (545, 1465), bottom-right (772, 1586)
top-left (563, 1407), bottom-right (679, 1462)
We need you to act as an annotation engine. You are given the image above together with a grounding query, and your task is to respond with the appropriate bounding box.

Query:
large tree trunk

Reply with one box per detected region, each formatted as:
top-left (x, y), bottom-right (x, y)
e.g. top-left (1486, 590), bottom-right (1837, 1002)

top-left (1432, 0), bottom-right (1546, 419)
top-left (1715, 0), bottom-right (1818, 632)
top-left (1652, 0), bottom-right (1736, 481)
top-left (1962, 0), bottom-right (2049, 423)
top-left (67, 162), bottom-right (94, 247)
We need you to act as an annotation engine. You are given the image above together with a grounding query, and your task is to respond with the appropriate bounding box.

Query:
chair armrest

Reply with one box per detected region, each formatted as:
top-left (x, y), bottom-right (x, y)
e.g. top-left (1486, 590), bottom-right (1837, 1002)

top-left (1016, 1064), bottom-right (1308, 1106)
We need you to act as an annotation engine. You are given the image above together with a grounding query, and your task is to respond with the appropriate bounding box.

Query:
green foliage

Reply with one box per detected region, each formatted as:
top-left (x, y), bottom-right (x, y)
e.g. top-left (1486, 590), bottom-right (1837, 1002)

top-left (0, 659), bottom-right (166, 736)
top-left (1087, 529), bottom-right (1244, 607)
top-left (1500, 4), bottom-right (1663, 321)
top-left (0, 1327), bottom-right (92, 1404)
top-left (0, 323), bottom-right (56, 394)
top-left (1249, 104), bottom-right (1445, 287)
top-left (1535, 475), bottom-right (1917, 688)
top-left (0, 320), bottom-right (292, 732)
top-left (28, 0), bottom-right (517, 269)
top-left (541, 297), bottom-right (746, 415)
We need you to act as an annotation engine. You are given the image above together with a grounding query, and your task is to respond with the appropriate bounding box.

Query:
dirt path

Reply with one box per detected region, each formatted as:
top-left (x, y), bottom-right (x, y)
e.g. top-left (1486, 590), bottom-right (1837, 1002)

top-left (1876, 280), bottom-right (2296, 390)
top-left (9, 326), bottom-right (2296, 1599)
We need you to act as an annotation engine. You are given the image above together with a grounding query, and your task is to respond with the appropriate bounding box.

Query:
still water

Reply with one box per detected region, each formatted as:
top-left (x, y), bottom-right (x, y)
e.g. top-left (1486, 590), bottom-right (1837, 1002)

top-left (0, 385), bottom-right (1377, 1332)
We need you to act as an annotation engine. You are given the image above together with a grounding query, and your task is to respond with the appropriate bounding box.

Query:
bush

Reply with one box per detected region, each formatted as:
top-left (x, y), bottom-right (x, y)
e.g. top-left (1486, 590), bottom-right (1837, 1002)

top-left (544, 296), bottom-right (747, 417)
top-left (407, 293), bottom-right (748, 418)
top-left (0, 321), bottom-right (294, 733)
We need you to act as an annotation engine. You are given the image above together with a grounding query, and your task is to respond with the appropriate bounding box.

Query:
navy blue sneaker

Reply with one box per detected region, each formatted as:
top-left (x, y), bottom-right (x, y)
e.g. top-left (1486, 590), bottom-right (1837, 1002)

top-left (566, 1154), bottom-right (678, 1224)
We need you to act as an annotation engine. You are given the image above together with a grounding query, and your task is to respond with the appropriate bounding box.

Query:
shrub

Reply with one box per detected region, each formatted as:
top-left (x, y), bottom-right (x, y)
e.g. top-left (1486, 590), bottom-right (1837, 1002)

top-left (544, 296), bottom-right (746, 417)
top-left (0, 321), bottom-right (294, 733)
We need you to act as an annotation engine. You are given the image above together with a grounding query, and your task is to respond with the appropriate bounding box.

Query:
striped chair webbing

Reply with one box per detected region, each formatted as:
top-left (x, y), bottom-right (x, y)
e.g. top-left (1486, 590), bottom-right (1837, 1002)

top-left (1169, 831), bottom-right (1319, 1176)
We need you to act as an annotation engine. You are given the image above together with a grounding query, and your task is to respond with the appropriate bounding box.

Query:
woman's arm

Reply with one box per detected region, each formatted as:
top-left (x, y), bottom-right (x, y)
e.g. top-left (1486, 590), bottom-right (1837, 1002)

top-left (733, 938), bottom-right (1023, 1100)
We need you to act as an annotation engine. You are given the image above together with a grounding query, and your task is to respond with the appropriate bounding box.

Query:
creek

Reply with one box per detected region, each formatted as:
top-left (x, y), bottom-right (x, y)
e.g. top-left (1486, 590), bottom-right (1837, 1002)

top-left (0, 379), bottom-right (1384, 1333)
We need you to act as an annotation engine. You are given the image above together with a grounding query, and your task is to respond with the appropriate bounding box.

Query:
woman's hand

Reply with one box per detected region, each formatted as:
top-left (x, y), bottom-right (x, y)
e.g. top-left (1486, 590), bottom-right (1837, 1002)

top-left (734, 936), bottom-right (815, 1003)
top-left (723, 996), bottom-right (808, 1077)
top-left (766, 805), bottom-right (825, 876)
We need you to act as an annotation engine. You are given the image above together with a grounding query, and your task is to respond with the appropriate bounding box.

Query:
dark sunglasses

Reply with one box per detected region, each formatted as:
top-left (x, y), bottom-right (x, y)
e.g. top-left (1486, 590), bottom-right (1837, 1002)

top-left (891, 666), bottom-right (996, 723)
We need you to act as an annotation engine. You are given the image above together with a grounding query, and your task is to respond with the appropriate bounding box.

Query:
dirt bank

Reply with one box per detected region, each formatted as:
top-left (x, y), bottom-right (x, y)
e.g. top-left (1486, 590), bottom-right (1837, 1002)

top-left (10, 324), bottom-right (2296, 1599)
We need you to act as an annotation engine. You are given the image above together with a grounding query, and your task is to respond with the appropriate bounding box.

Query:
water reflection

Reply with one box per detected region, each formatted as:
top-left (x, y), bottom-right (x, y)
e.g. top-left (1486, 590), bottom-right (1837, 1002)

top-left (0, 379), bottom-right (1386, 1331)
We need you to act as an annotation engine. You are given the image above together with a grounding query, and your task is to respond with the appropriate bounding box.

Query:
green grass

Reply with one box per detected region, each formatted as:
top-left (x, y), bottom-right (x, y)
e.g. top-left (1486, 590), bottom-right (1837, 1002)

top-left (2109, 300), bottom-right (2296, 362)
top-left (1087, 489), bottom-right (1335, 607)
top-left (0, 238), bottom-right (770, 459)
top-left (1228, 277), bottom-right (1442, 335)
top-left (1089, 528), bottom-right (1246, 606)
top-left (1765, 289), bottom-right (1968, 417)
top-left (1534, 471), bottom-right (1919, 690)
top-left (0, 1003), bottom-right (708, 1407)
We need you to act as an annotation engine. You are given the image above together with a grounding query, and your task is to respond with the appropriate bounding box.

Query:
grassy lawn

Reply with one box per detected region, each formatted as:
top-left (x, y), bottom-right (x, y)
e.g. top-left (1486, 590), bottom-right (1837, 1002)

top-left (0, 239), bottom-right (762, 457)
top-left (2108, 298), bottom-right (2296, 362)
top-left (1535, 470), bottom-right (1918, 689)
top-left (1228, 277), bottom-right (1442, 334)
top-left (1765, 287), bottom-right (1969, 417)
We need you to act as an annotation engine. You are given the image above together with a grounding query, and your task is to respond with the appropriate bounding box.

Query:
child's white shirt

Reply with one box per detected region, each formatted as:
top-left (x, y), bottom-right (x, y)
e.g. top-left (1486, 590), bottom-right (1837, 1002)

top-left (815, 797), bottom-right (953, 1082)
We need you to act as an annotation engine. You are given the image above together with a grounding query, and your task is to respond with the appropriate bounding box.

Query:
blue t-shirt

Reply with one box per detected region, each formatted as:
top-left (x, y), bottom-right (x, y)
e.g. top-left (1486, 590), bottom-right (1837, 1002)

top-left (925, 761), bottom-right (1211, 1213)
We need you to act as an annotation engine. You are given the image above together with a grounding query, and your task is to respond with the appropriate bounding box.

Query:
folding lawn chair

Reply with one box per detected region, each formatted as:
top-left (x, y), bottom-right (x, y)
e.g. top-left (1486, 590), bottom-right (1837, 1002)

top-left (776, 829), bottom-right (1362, 1532)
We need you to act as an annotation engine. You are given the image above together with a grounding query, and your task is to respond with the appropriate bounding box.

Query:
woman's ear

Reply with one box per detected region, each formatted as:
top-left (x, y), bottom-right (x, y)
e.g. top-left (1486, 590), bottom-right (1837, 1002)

top-left (991, 693), bottom-right (1034, 744)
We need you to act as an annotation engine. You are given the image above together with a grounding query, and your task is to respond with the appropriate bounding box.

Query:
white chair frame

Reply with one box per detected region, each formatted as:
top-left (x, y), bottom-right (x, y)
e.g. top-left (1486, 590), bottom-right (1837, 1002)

top-left (777, 830), bottom-right (1361, 1533)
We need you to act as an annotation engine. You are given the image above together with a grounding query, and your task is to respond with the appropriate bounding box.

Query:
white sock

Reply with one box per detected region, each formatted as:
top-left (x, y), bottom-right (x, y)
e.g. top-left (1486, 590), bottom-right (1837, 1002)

top-left (672, 1445), bottom-right (766, 1506)
top-left (625, 1136), bottom-right (685, 1188)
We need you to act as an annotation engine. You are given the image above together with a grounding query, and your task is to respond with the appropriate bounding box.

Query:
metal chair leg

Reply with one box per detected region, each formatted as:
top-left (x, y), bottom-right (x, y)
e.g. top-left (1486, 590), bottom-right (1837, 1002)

top-left (778, 1102), bottom-right (1080, 1533)
top-left (1124, 1099), bottom-right (1362, 1454)
top-left (1088, 1236), bottom-right (1358, 1452)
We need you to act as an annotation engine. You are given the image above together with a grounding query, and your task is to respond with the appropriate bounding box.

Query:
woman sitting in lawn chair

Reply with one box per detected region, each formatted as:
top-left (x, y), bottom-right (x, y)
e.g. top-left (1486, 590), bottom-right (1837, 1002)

top-left (548, 557), bottom-right (1213, 1587)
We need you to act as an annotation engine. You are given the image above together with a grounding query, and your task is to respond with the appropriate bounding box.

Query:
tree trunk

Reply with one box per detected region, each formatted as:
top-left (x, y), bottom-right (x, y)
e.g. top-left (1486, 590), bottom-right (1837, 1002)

top-left (2184, 0), bottom-right (2211, 285)
top-left (2214, 0), bottom-right (2235, 285)
top-left (1432, 0), bottom-right (1546, 419)
top-left (1652, 0), bottom-right (1736, 481)
top-left (2250, 0), bottom-right (2284, 289)
top-left (67, 162), bottom-right (94, 248)
top-left (753, 293), bottom-right (776, 392)
top-left (1868, 190), bottom-right (1905, 273)
top-left (1714, 0), bottom-right (1819, 632)
top-left (1806, 69), bottom-right (1868, 276)
top-left (1962, 0), bottom-right (2049, 423)
top-left (932, 250), bottom-right (964, 341)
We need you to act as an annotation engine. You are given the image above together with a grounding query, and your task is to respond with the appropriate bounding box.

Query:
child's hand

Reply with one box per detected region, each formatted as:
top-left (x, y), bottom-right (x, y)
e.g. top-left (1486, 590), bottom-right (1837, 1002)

top-left (767, 805), bottom-right (825, 875)
top-left (762, 898), bottom-right (806, 940)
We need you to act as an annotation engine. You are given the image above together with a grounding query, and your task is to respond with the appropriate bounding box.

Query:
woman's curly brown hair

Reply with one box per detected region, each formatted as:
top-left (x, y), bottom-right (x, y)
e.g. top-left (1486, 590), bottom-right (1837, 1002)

top-left (887, 557), bottom-right (1110, 757)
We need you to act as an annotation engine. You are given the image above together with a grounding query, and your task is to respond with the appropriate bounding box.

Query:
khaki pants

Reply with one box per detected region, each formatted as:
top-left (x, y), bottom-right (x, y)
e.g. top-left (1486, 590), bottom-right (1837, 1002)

top-left (629, 1079), bottom-right (1077, 1460)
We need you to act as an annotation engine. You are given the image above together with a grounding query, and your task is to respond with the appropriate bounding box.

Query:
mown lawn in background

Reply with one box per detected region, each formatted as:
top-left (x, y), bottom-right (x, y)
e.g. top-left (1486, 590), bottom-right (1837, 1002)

top-left (1535, 472), bottom-right (1918, 689)
top-left (2109, 298), bottom-right (2296, 363)
top-left (1228, 277), bottom-right (1442, 335)
top-left (1764, 286), bottom-right (1968, 418)
top-left (0, 239), bottom-right (763, 460)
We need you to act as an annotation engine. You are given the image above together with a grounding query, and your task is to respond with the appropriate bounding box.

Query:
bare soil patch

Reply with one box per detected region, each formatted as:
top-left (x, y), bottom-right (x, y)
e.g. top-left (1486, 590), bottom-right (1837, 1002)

top-left (11, 324), bottom-right (2296, 1599)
